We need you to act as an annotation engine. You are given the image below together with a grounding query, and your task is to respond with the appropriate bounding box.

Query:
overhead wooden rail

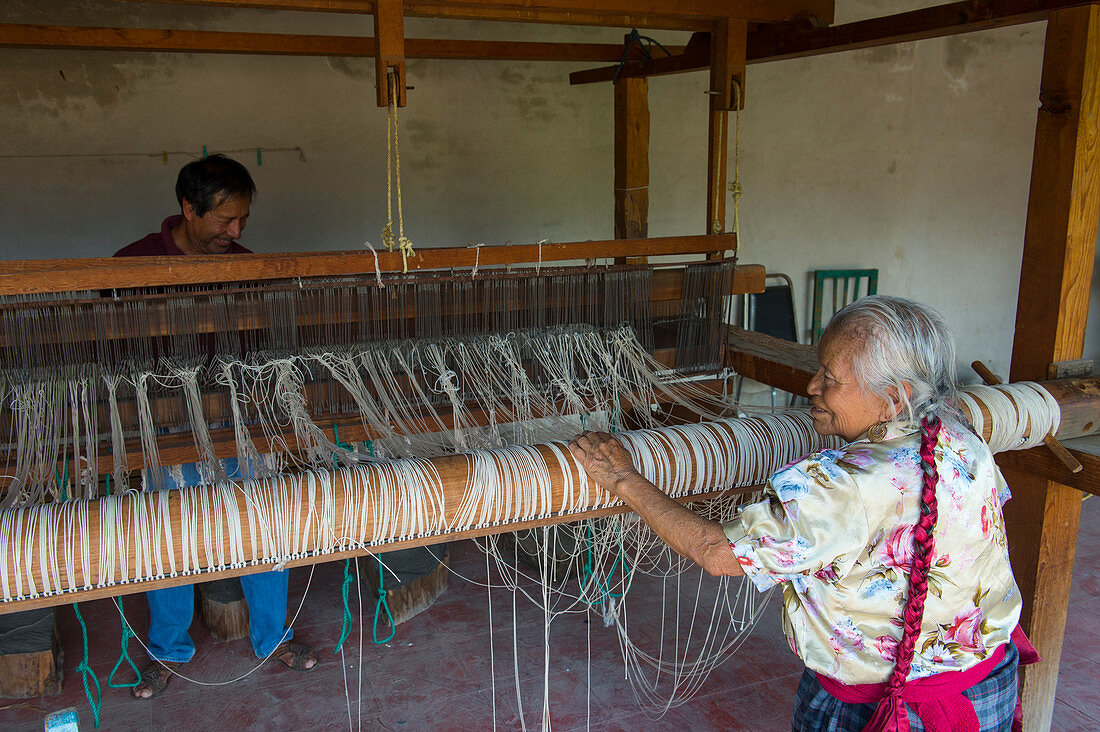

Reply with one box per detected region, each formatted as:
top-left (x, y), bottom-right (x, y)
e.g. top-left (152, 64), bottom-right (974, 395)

top-left (572, 0), bottom-right (1100, 84)
top-left (0, 22), bottom-right (677, 61)
top-left (109, 0), bottom-right (835, 30)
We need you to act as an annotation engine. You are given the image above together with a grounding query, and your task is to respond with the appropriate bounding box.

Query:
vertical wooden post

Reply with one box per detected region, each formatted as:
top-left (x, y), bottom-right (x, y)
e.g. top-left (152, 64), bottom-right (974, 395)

top-left (1003, 7), bottom-right (1100, 730)
top-left (706, 18), bottom-right (747, 245)
top-left (614, 76), bottom-right (649, 250)
top-left (374, 0), bottom-right (407, 107)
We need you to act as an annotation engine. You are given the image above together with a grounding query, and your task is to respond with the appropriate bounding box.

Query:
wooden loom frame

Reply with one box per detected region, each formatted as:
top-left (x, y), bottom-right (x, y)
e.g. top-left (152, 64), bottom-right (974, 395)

top-left (0, 1), bottom-right (1098, 727)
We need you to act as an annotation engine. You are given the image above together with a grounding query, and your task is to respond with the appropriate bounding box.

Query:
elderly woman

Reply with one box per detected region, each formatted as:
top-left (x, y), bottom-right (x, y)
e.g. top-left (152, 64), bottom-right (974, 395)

top-left (569, 296), bottom-right (1032, 731)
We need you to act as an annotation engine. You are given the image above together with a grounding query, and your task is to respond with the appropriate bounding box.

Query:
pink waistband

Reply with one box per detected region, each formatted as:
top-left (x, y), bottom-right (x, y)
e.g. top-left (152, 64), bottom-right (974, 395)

top-left (816, 644), bottom-right (1005, 732)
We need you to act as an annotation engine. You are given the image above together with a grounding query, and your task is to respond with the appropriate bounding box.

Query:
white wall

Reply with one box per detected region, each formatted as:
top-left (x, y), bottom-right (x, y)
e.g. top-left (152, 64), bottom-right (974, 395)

top-left (0, 0), bottom-right (1095, 380)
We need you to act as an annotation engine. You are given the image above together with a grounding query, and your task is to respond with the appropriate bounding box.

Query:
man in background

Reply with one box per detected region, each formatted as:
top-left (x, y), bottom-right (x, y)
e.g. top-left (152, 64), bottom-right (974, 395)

top-left (117, 154), bottom-right (318, 699)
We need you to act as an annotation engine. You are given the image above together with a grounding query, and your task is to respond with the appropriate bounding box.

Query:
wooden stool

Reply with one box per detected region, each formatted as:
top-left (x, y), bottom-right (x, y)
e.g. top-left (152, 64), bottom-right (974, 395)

top-left (499, 522), bottom-right (588, 582)
top-left (365, 546), bottom-right (451, 628)
top-left (197, 578), bottom-right (249, 642)
top-left (0, 608), bottom-right (62, 698)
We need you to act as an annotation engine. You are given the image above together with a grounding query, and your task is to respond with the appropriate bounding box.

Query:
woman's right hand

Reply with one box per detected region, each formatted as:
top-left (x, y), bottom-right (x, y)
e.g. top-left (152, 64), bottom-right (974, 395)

top-left (567, 431), bottom-right (641, 495)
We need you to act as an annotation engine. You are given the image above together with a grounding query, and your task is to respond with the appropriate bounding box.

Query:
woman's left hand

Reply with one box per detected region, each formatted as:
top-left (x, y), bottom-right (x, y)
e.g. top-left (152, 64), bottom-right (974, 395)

top-left (567, 431), bottom-right (640, 494)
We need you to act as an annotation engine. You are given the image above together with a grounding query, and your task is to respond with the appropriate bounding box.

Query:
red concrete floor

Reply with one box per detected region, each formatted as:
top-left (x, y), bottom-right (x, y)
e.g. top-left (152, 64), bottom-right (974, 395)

top-left (1, 497), bottom-right (1097, 732)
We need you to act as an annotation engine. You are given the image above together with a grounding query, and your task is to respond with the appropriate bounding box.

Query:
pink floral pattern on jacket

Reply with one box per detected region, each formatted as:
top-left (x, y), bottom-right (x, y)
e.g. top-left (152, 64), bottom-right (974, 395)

top-left (723, 420), bottom-right (1021, 684)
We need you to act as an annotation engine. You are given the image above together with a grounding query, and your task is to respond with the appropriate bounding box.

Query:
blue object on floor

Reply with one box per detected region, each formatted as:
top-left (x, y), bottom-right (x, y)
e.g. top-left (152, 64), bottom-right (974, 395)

top-left (43, 708), bottom-right (79, 732)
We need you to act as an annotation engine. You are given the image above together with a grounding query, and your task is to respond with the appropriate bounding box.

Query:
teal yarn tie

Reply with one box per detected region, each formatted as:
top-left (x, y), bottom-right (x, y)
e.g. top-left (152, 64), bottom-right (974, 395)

top-left (72, 603), bottom-right (103, 729)
top-left (333, 559), bottom-right (354, 653)
top-left (107, 598), bottom-right (140, 689)
top-left (332, 424), bottom-right (353, 468)
top-left (372, 557), bottom-right (395, 644)
top-left (580, 521), bottom-right (632, 605)
top-left (55, 454), bottom-right (70, 500)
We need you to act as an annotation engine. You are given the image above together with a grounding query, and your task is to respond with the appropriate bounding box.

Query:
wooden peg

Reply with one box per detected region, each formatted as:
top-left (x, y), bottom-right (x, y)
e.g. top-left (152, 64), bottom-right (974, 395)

top-left (971, 360), bottom-right (1083, 473)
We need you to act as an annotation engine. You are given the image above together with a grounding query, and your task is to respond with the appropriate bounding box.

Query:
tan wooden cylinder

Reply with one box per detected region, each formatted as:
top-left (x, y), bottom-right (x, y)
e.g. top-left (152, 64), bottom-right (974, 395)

top-left (0, 414), bottom-right (823, 614)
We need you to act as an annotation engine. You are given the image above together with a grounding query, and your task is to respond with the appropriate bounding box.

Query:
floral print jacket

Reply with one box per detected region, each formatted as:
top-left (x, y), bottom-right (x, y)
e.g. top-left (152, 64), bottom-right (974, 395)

top-left (722, 420), bottom-right (1021, 685)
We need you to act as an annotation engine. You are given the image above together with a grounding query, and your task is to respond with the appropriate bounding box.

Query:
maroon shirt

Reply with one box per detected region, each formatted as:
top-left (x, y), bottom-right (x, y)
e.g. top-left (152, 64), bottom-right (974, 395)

top-left (114, 215), bottom-right (251, 256)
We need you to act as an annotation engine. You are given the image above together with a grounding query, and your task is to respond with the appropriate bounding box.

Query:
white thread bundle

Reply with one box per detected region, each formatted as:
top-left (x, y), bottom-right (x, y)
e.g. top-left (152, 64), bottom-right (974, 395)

top-left (958, 381), bottom-right (1062, 453)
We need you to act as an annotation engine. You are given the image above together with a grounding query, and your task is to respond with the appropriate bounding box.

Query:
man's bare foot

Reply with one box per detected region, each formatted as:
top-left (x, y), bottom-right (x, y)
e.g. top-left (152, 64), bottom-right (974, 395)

top-left (273, 641), bottom-right (318, 672)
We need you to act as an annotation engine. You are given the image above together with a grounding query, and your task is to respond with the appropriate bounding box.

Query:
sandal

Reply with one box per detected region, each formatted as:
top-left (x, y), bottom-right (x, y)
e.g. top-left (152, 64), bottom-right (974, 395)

top-left (273, 641), bottom-right (318, 672)
top-left (131, 659), bottom-right (180, 700)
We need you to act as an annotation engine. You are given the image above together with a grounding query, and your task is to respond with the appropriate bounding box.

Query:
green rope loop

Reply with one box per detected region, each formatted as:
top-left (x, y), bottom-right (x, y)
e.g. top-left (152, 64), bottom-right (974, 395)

top-left (107, 598), bottom-right (140, 689)
top-left (579, 520), bottom-right (632, 605)
top-left (333, 559), bottom-right (354, 653)
top-left (72, 603), bottom-right (102, 729)
top-left (55, 454), bottom-right (70, 500)
top-left (372, 557), bottom-right (396, 644)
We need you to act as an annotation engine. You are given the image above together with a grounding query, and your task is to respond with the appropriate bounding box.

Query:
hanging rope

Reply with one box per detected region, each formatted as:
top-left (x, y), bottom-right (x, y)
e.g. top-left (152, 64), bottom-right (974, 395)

top-left (333, 558), bottom-right (355, 653)
top-left (107, 598), bottom-right (141, 690)
top-left (728, 80), bottom-right (744, 242)
top-left (382, 68), bottom-right (416, 272)
top-left (372, 556), bottom-right (396, 644)
top-left (72, 603), bottom-right (103, 729)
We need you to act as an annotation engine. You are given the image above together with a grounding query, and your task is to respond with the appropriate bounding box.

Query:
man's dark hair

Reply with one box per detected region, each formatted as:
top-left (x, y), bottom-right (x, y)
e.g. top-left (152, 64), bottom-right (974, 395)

top-left (175, 154), bottom-right (256, 216)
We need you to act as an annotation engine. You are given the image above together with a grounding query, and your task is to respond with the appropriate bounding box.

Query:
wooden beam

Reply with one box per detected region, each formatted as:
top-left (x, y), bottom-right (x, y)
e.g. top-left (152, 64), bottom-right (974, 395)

top-left (575, 0), bottom-right (1100, 85)
top-left (996, 441), bottom-right (1100, 497)
top-left (706, 20), bottom-right (747, 239)
top-left (0, 414), bottom-right (820, 614)
top-left (747, 0), bottom-right (1097, 64)
top-left (0, 484), bottom-right (749, 615)
top-left (0, 234), bottom-right (736, 295)
top-left (613, 76), bottom-right (649, 243)
top-left (1001, 7), bottom-right (1100, 730)
top-left (113, 0), bottom-right (835, 29)
top-left (373, 0), bottom-right (406, 107)
top-left (725, 325), bottom-right (817, 396)
top-left (0, 23), bottom-right (669, 62)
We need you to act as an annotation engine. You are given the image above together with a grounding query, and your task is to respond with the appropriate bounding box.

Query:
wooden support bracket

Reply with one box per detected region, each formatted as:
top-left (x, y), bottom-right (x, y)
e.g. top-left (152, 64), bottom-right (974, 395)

top-left (374, 0), bottom-right (407, 107)
top-left (706, 19), bottom-right (747, 240)
top-left (710, 18), bottom-right (747, 111)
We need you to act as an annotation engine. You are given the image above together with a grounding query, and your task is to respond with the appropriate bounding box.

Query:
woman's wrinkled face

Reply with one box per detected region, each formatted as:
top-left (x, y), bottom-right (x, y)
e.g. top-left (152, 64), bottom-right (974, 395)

top-left (806, 331), bottom-right (895, 441)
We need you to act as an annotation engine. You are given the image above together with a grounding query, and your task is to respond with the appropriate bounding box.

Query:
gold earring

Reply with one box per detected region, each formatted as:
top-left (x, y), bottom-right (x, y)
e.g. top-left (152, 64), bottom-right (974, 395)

top-left (867, 422), bottom-right (888, 443)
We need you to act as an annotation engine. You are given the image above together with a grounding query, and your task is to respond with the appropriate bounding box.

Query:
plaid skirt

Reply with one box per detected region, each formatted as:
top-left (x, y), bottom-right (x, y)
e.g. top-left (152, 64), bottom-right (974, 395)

top-left (791, 642), bottom-right (1020, 731)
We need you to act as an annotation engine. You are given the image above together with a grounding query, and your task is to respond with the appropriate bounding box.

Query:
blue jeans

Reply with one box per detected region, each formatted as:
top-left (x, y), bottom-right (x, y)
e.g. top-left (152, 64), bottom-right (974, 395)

top-left (144, 458), bottom-right (292, 662)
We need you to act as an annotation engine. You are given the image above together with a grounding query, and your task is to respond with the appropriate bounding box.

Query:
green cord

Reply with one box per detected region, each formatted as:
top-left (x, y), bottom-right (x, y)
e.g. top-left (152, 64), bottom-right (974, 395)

top-left (107, 598), bottom-right (140, 689)
top-left (55, 454), bottom-right (70, 500)
top-left (72, 603), bottom-right (102, 729)
top-left (580, 520), bottom-right (632, 605)
top-left (332, 425), bottom-right (353, 468)
top-left (372, 557), bottom-right (395, 644)
top-left (333, 559), bottom-right (354, 653)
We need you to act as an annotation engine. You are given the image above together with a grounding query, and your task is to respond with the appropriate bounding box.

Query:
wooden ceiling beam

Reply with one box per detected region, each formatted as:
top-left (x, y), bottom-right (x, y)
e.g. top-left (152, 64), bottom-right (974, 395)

top-left (0, 23), bottom-right (678, 61)
top-left (573, 0), bottom-right (1100, 85)
top-left (113, 0), bottom-right (834, 28)
top-left (748, 0), bottom-right (1097, 64)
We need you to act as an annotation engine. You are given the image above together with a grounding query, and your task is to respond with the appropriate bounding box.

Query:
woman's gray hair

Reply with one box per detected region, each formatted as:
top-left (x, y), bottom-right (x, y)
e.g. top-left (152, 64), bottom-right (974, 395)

top-left (823, 295), bottom-right (962, 425)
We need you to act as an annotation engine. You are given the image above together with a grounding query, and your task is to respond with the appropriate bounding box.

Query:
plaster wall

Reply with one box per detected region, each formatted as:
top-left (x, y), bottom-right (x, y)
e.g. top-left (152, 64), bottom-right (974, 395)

top-left (0, 0), bottom-right (1095, 382)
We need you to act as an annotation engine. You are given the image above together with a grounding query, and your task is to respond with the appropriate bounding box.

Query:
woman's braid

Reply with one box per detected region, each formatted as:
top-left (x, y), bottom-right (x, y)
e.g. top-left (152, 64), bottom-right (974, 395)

top-left (884, 416), bottom-right (942, 696)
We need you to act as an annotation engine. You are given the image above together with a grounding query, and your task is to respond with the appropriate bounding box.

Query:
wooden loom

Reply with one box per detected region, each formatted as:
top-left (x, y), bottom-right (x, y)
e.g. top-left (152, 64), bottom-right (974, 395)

top-left (1, 1), bottom-right (1100, 727)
